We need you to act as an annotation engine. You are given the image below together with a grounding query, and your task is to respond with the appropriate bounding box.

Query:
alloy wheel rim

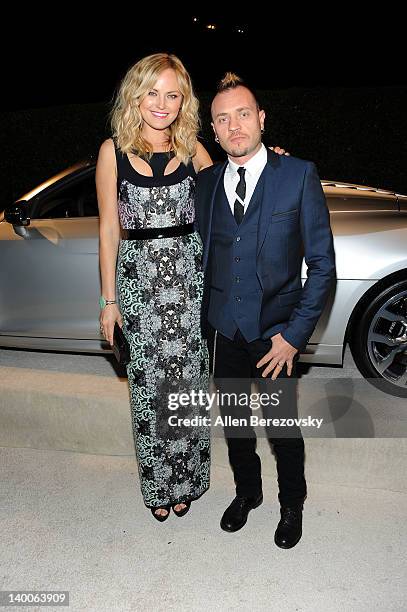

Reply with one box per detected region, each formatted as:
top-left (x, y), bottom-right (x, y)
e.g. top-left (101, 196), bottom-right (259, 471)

top-left (367, 289), bottom-right (407, 388)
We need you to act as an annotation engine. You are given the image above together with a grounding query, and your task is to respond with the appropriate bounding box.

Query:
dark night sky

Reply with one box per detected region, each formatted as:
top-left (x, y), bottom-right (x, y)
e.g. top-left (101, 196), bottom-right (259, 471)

top-left (2, 12), bottom-right (406, 201)
top-left (3, 13), bottom-right (405, 111)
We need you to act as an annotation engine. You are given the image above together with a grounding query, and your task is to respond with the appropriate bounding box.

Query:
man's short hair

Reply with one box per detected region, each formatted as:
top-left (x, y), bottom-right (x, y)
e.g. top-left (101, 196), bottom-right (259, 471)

top-left (216, 72), bottom-right (260, 109)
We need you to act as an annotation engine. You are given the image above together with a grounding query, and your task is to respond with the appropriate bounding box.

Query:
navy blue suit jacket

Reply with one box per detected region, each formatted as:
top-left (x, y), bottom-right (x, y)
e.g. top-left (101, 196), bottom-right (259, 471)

top-left (194, 148), bottom-right (336, 352)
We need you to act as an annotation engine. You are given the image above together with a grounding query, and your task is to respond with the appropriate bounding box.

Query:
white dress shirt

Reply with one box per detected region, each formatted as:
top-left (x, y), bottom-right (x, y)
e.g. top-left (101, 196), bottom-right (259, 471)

top-left (224, 143), bottom-right (268, 214)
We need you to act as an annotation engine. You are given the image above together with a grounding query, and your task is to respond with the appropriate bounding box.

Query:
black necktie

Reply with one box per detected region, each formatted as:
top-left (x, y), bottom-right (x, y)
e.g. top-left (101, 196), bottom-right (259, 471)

top-left (234, 167), bottom-right (246, 224)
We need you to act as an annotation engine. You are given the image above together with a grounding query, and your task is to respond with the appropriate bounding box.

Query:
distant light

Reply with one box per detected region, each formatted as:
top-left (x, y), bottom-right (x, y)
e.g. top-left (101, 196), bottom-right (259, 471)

top-left (206, 24), bottom-right (216, 30)
top-left (237, 28), bottom-right (244, 33)
top-left (192, 17), bottom-right (198, 22)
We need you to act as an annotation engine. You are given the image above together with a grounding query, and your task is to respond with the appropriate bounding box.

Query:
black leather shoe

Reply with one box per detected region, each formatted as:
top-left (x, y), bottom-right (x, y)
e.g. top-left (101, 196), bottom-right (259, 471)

top-left (220, 493), bottom-right (263, 532)
top-left (274, 505), bottom-right (303, 548)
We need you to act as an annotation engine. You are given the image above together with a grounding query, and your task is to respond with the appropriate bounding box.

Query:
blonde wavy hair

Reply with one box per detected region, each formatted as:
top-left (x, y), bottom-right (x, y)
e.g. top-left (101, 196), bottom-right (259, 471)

top-left (110, 53), bottom-right (200, 165)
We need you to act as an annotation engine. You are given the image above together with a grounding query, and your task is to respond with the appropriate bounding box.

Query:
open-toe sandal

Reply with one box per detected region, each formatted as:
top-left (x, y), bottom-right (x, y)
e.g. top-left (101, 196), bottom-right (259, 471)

top-left (172, 501), bottom-right (191, 517)
top-left (151, 505), bottom-right (171, 522)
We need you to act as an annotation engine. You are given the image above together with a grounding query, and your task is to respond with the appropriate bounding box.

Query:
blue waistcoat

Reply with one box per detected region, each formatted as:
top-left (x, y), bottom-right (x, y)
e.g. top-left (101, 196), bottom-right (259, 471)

top-left (207, 168), bottom-right (266, 342)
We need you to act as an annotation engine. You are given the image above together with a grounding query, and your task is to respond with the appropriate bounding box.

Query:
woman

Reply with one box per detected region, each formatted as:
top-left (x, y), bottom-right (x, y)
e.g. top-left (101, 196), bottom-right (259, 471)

top-left (96, 53), bottom-right (213, 521)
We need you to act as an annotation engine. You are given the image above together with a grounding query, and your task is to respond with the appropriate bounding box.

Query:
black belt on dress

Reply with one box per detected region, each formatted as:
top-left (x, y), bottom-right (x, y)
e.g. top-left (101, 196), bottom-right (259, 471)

top-left (122, 223), bottom-right (195, 240)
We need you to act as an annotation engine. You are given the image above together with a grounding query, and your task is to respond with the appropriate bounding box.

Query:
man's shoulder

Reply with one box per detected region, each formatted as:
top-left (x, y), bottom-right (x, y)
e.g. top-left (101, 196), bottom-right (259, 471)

top-left (196, 160), bottom-right (225, 184)
top-left (270, 150), bottom-right (314, 171)
top-left (199, 160), bottom-right (224, 176)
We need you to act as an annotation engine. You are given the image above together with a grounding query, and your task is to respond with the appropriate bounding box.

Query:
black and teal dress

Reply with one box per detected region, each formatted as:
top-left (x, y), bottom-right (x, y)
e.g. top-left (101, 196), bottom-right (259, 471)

top-left (114, 147), bottom-right (210, 509)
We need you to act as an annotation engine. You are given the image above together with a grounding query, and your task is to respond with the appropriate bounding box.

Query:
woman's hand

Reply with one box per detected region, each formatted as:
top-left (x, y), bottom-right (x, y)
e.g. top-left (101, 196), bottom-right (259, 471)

top-left (269, 146), bottom-right (290, 156)
top-left (99, 304), bottom-right (123, 346)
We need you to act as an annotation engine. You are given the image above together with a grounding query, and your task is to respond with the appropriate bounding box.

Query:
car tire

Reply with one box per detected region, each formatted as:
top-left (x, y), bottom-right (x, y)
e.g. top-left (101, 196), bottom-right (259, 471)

top-left (349, 280), bottom-right (407, 398)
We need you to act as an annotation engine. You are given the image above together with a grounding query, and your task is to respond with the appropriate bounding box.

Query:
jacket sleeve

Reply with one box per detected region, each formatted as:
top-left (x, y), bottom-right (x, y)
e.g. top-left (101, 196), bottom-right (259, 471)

top-left (280, 162), bottom-right (336, 351)
top-left (194, 171), bottom-right (205, 234)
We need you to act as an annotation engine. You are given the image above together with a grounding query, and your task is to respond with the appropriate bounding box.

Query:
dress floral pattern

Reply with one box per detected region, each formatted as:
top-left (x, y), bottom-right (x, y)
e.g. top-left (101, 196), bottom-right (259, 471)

top-left (115, 150), bottom-right (210, 509)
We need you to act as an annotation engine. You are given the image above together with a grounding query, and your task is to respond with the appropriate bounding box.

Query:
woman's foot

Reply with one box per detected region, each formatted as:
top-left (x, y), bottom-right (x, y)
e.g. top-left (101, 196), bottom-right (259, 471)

top-left (151, 505), bottom-right (171, 522)
top-left (172, 501), bottom-right (191, 517)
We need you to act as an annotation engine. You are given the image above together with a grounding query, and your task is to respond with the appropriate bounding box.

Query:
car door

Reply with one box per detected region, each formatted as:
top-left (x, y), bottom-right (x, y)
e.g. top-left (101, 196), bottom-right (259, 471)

top-left (0, 168), bottom-right (101, 339)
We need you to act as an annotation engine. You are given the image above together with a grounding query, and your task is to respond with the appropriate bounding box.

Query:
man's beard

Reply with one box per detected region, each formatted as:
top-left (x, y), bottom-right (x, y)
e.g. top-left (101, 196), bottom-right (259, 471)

top-left (226, 143), bottom-right (250, 157)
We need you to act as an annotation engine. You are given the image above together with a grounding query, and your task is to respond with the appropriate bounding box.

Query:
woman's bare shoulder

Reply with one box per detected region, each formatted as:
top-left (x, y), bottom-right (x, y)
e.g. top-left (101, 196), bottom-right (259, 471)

top-left (96, 139), bottom-right (117, 179)
top-left (192, 141), bottom-right (213, 173)
top-left (99, 138), bottom-right (116, 156)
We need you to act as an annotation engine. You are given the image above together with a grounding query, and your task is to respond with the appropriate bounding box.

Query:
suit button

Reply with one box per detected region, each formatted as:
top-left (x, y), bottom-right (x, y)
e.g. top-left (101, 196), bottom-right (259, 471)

top-left (235, 256), bottom-right (240, 262)
top-left (236, 236), bottom-right (241, 242)
top-left (235, 276), bottom-right (241, 283)
top-left (236, 296), bottom-right (242, 302)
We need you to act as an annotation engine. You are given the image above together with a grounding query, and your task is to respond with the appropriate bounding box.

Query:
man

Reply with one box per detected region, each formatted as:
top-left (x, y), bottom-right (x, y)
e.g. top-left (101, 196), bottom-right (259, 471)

top-left (195, 73), bottom-right (336, 548)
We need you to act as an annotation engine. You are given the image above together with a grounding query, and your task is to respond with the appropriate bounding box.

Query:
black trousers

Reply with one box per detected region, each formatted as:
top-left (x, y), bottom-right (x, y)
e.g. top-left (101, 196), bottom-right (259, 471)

top-left (210, 327), bottom-right (307, 507)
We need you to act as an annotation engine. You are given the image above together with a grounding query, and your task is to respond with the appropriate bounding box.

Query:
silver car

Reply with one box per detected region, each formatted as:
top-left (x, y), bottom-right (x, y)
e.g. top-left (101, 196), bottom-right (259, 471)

top-left (1, 161), bottom-right (406, 397)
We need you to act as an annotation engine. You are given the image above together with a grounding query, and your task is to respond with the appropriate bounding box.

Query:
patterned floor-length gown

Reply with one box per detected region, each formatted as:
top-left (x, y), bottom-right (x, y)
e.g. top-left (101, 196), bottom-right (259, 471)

top-left (114, 145), bottom-right (210, 509)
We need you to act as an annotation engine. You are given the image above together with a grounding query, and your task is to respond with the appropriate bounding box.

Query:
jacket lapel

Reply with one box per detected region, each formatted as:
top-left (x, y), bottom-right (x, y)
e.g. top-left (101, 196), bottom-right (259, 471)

top-left (202, 149), bottom-right (281, 266)
top-left (256, 149), bottom-right (281, 257)
top-left (202, 160), bottom-right (227, 269)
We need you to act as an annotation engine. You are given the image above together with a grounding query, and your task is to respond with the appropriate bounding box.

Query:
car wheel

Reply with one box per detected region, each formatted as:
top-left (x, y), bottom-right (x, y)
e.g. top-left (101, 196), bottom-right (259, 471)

top-left (350, 280), bottom-right (407, 398)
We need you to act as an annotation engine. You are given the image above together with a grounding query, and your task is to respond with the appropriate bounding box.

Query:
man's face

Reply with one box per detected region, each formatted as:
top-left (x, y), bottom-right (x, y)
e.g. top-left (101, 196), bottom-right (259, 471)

top-left (211, 86), bottom-right (265, 161)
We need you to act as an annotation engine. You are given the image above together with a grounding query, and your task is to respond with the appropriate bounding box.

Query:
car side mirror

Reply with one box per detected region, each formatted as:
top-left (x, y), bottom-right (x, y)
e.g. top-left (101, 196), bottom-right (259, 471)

top-left (4, 201), bottom-right (31, 226)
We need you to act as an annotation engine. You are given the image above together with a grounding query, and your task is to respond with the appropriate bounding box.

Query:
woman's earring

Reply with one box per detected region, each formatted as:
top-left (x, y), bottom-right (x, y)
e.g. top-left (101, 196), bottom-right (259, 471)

top-left (261, 128), bottom-right (265, 134)
top-left (215, 136), bottom-right (219, 143)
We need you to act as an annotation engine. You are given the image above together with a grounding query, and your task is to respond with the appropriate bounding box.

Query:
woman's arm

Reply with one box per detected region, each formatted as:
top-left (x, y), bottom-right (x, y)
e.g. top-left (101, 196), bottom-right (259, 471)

top-left (192, 141), bottom-right (213, 173)
top-left (96, 138), bottom-right (122, 344)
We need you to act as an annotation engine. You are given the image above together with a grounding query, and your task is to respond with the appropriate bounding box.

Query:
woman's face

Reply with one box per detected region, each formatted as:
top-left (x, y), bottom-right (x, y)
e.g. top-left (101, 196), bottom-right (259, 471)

top-left (139, 68), bottom-right (183, 132)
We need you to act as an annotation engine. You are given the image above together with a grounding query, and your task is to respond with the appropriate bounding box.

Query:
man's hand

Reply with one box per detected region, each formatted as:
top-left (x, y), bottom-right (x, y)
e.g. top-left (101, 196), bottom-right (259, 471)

top-left (256, 333), bottom-right (298, 379)
top-left (269, 146), bottom-right (290, 156)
